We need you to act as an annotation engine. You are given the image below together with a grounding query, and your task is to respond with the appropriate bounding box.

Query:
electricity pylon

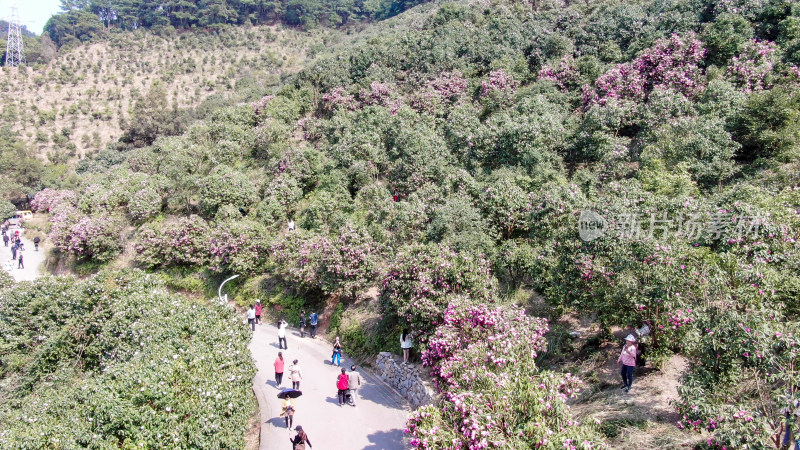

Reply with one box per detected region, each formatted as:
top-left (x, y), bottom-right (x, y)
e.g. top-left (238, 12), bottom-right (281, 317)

top-left (5, 6), bottom-right (25, 67)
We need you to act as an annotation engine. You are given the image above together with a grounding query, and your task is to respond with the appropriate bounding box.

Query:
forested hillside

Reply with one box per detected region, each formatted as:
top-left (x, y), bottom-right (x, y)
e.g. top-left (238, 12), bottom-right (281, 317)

top-left (5, 0), bottom-right (800, 447)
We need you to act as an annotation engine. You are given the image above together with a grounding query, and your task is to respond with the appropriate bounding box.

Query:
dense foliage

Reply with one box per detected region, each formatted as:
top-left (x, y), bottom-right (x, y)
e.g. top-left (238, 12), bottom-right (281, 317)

top-left (0, 270), bottom-right (256, 448)
top-left (21, 0), bottom-right (800, 446)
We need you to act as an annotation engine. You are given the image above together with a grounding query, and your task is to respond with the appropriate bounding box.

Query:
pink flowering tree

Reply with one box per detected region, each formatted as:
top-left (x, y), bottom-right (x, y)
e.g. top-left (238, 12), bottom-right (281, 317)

top-left (409, 71), bottom-right (469, 115)
top-left (538, 56), bottom-right (580, 91)
top-left (318, 225), bottom-right (381, 302)
top-left (406, 299), bottom-right (605, 449)
top-left (479, 69), bottom-right (520, 108)
top-left (582, 33), bottom-right (707, 108)
top-left (321, 87), bottom-right (357, 112)
top-left (358, 81), bottom-right (395, 107)
top-left (379, 244), bottom-right (498, 340)
top-left (30, 189), bottom-right (77, 213)
top-left (726, 39), bottom-right (780, 93)
top-left (134, 216), bottom-right (212, 268)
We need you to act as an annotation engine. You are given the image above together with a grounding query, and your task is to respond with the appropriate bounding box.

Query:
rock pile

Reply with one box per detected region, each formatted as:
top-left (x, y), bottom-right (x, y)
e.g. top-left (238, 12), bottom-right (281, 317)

top-left (374, 352), bottom-right (433, 409)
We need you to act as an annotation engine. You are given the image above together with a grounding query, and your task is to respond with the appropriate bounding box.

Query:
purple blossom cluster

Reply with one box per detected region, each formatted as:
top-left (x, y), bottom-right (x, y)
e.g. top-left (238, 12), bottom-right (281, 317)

top-left (582, 34), bottom-right (706, 107)
top-left (479, 69), bottom-right (519, 98)
top-left (538, 56), bottom-right (579, 91)
top-left (359, 81), bottom-right (394, 106)
top-left (321, 87), bottom-right (357, 112)
top-left (30, 188), bottom-right (77, 213)
top-left (409, 71), bottom-right (469, 114)
top-left (251, 95), bottom-right (275, 116)
top-left (50, 212), bottom-right (124, 261)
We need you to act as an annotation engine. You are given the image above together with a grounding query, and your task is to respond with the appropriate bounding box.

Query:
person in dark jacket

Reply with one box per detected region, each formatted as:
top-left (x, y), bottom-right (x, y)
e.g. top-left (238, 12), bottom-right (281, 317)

top-left (289, 425), bottom-right (312, 449)
top-left (33, 236), bottom-right (40, 251)
top-left (17, 252), bottom-right (23, 269)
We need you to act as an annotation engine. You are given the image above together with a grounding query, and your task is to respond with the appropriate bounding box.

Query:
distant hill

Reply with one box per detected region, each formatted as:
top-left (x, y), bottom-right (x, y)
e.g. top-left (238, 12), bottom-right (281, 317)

top-left (0, 25), bottom-right (337, 163)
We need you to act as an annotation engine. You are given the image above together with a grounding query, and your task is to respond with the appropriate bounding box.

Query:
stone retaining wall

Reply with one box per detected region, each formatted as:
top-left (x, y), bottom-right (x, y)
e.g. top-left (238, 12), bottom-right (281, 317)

top-left (374, 352), bottom-right (433, 409)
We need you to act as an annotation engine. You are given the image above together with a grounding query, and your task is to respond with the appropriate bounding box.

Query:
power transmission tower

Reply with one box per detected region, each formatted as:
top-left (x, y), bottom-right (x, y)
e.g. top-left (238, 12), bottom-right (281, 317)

top-left (5, 6), bottom-right (25, 67)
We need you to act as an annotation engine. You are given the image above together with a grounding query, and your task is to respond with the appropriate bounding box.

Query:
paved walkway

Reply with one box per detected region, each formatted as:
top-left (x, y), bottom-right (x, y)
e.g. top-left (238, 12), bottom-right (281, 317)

top-left (249, 322), bottom-right (409, 449)
top-left (4, 227), bottom-right (44, 282)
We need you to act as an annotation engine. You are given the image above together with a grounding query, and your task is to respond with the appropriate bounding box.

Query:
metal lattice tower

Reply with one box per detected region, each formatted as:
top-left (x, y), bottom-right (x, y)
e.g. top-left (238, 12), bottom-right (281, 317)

top-left (5, 6), bottom-right (25, 67)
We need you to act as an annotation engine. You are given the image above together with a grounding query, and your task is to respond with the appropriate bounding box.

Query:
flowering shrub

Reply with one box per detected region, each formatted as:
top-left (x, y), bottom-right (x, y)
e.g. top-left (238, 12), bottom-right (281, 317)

top-left (50, 211), bottom-right (125, 262)
top-left (409, 71), bottom-right (469, 115)
top-left (479, 70), bottom-right (519, 107)
top-left (0, 270), bottom-right (255, 448)
top-left (406, 300), bottom-right (605, 449)
top-left (30, 188), bottom-right (77, 213)
top-left (127, 185), bottom-right (163, 223)
top-left (359, 81), bottom-right (394, 106)
top-left (322, 87), bottom-right (357, 112)
top-left (135, 216), bottom-right (212, 268)
top-left (538, 56), bottom-right (580, 91)
top-left (582, 33), bottom-right (707, 107)
top-left (196, 166), bottom-right (258, 216)
top-left (318, 225), bottom-right (381, 301)
top-left (251, 94), bottom-right (275, 116)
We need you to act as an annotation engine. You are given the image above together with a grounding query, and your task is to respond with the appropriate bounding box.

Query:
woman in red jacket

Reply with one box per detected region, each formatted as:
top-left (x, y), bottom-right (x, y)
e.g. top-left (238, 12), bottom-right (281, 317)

top-left (255, 300), bottom-right (262, 325)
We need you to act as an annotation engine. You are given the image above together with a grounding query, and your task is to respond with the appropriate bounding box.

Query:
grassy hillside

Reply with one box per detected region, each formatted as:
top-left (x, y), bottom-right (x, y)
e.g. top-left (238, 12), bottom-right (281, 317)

top-left (0, 25), bottom-right (338, 164)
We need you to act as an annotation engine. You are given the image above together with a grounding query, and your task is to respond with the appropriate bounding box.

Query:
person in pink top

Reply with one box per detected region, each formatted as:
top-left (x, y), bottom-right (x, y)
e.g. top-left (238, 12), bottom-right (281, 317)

top-left (255, 300), bottom-right (263, 325)
top-left (617, 334), bottom-right (638, 392)
top-left (274, 352), bottom-right (285, 387)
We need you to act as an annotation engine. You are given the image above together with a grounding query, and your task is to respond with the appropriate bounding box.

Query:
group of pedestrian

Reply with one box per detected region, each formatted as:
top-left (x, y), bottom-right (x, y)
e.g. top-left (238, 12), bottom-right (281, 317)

top-left (247, 301), bottom-right (263, 331)
top-left (3, 227), bottom-right (24, 270)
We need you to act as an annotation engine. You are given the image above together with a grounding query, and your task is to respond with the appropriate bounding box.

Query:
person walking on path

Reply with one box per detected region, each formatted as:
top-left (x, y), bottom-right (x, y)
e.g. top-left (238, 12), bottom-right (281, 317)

top-left (299, 310), bottom-right (306, 338)
top-left (336, 368), bottom-right (349, 407)
top-left (247, 305), bottom-right (256, 331)
top-left (332, 337), bottom-right (342, 367)
top-left (289, 359), bottom-right (302, 390)
top-left (290, 425), bottom-right (312, 450)
top-left (309, 311), bottom-right (318, 338)
top-left (255, 300), bottom-right (262, 325)
top-left (33, 236), bottom-right (40, 251)
top-left (401, 329), bottom-right (413, 364)
top-left (2, 233), bottom-right (8, 247)
top-left (11, 245), bottom-right (17, 261)
top-left (278, 319), bottom-right (288, 349)
top-left (17, 252), bottom-right (23, 269)
top-left (347, 365), bottom-right (361, 406)
top-left (280, 397), bottom-right (296, 429)
top-left (274, 352), bottom-right (285, 387)
top-left (617, 334), bottom-right (638, 393)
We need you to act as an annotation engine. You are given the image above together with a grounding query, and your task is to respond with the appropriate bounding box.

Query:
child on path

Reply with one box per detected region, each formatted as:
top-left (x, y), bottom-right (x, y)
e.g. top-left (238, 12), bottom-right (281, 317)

top-left (332, 337), bottom-right (342, 367)
top-left (290, 425), bottom-right (312, 450)
top-left (336, 368), bottom-right (349, 407)
top-left (247, 305), bottom-right (256, 331)
top-left (281, 397), bottom-right (295, 429)
top-left (289, 359), bottom-right (302, 389)
top-left (617, 334), bottom-right (638, 392)
top-left (348, 365), bottom-right (361, 406)
top-left (278, 319), bottom-right (288, 349)
top-left (274, 352), bottom-right (285, 387)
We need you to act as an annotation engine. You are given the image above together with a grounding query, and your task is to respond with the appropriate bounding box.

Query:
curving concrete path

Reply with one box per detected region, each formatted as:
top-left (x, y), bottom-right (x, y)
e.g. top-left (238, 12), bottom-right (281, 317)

top-left (4, 227), bottom-right (45, 282)
top-left (249, 322), bottom-right (409, 449)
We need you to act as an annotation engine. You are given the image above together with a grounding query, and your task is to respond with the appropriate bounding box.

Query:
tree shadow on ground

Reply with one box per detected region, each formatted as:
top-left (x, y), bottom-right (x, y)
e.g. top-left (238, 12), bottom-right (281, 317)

top-left (363, 428), bottom-right (406, 449)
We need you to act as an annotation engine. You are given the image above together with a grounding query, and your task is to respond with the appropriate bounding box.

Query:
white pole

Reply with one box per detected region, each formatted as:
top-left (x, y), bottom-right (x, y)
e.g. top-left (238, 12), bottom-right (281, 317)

top-left (218, 274), bottom-right (240, 304)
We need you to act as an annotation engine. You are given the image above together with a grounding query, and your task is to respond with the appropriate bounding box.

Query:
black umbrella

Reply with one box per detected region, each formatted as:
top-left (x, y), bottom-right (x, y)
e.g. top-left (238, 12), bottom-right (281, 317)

top-left (277, 389), bottom-right (302, 399)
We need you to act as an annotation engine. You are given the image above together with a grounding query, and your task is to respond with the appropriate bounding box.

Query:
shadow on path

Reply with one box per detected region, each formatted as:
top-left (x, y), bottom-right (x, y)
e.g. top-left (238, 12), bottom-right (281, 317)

top-left (364, 428), bottom-right (406, 449)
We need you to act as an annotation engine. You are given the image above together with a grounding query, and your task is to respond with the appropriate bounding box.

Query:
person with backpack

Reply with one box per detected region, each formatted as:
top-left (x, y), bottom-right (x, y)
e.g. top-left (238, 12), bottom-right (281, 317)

top-left (289, 425), bottom-right (312, 450)
top-left (254, 300), bottom-right (262, 325)
top-left (309, 311), bottom-right (318, 338)
top-left (274, 352), bottom-right (285, 387)
top-left (331, 337), bottom-right (342, 367)
top-left (347, 365), bottom-right (361, 407)
top-left (336, 368), bottom-right (349, 407)
top-left (617, 334), bottom-right (638, 393)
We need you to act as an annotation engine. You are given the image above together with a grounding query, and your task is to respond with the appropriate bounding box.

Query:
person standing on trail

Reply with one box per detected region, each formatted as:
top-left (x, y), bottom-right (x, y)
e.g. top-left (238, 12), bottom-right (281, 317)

top-left (17, 252), bottom-right (23, 269)
top-left (336, 367), bottom-right (349, 407)
top-left (290, 425), bottom-right (312, 450)
top-left (278, 319), bottom-right (288, 349)
top-left (617, 334), bottom-right (638, 393)
top-left (401, 329), bottom-right (413, 364)
top-left (331, 336), bottom-right (342, 367)
top-left (347, 365), bottom-right (361, 406)
top-left (309, 311), bottom-right (318, 338)
top-left (289, 359), bottom-right (302, 389)
top-left (299, 310), bottom-right (306, 338)
top-left (11, 245), bottom-right (17, 261)
top-left (247, 305), bottom-right (256, 331)
top-left (2, 233), bottom-right (8, 247)
top-left (255, 300), bottom-right (262, 325)
top-left (274, 352), bottom-right (285, 387)
top-left (281, 396), bottom-right (296, 429)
